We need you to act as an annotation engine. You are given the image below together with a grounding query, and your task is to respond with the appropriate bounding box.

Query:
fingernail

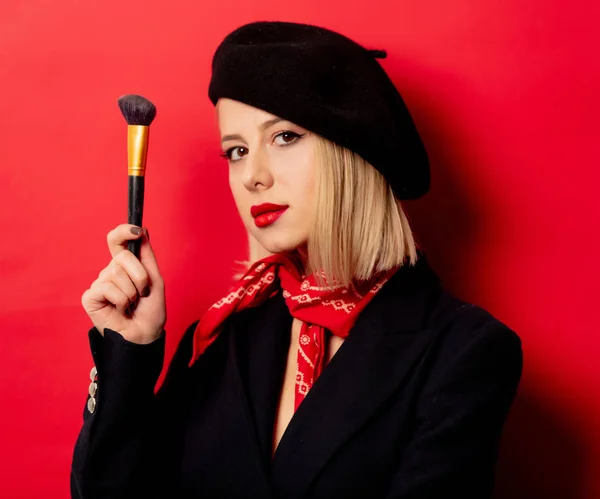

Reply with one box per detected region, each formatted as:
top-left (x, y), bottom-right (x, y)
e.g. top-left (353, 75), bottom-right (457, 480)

top-left (130, 226), bottom-right (142, 235)
top-left (141, 285), bottom-right (150, 297)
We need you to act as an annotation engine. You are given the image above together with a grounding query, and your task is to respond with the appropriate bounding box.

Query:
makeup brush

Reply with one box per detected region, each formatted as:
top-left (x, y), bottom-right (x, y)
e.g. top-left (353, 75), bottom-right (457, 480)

top-left (117, 94), bottom-right (157, 259)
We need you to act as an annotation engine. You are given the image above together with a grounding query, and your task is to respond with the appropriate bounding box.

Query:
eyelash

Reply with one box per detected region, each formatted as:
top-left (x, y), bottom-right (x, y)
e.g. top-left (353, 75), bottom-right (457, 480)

top-left (219, 131), bottom-right (305, 161)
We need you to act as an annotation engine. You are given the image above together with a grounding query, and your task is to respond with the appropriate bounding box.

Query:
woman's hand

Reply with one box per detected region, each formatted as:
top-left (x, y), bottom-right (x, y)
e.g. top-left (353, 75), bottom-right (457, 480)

top-left (81, 224), bottom-right (167, 344)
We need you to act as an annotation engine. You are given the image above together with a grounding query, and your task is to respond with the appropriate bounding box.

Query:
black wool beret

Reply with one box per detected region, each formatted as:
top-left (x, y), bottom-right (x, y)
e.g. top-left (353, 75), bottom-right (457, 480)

top-left (208, 21), bottom-right (430, 200)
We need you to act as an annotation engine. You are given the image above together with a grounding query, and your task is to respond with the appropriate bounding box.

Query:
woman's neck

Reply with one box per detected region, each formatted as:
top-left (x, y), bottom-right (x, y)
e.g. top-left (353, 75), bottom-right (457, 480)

top-left (295, 243), bottom-right (309, 274)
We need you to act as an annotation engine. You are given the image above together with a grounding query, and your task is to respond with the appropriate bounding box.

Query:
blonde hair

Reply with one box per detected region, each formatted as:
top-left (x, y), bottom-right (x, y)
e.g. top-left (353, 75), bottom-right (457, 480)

top-left (232, 134), bottom-right (419, 287)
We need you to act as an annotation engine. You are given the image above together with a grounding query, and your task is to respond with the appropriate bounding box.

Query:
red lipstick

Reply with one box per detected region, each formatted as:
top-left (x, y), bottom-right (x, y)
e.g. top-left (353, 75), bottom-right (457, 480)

top-left (251, 203), bottom-right (288, 228)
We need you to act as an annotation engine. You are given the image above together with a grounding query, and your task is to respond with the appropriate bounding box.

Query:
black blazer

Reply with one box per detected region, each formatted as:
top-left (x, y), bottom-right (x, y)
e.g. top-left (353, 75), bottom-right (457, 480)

top-left (70, 253), bottom-right (523, 499)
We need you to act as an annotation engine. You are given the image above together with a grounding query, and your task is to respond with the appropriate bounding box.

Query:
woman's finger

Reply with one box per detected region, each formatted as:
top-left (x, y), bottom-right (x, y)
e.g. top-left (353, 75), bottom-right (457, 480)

top-left (86, 280), bottom-right (131, 316)
top-left (111, 250), bottom-right (150, 297)
top-left (107, 224), bottom-right (145, 259)
top-left (100, 261), bottom-right (142, 305)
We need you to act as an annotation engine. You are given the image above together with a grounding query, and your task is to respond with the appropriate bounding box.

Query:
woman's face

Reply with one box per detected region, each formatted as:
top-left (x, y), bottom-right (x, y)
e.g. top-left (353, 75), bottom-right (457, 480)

top-left (216, 98), bottom-right (316, 254)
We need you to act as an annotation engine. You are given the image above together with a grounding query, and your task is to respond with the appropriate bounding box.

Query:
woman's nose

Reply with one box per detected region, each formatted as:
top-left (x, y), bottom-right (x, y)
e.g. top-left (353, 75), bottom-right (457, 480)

top-left (242, 149), bottom-right (274, 190)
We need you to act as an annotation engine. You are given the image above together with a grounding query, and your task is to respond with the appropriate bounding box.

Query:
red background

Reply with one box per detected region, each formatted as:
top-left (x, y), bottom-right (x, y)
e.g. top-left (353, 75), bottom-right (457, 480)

top-left (1, 1), bottom-right (598, 497)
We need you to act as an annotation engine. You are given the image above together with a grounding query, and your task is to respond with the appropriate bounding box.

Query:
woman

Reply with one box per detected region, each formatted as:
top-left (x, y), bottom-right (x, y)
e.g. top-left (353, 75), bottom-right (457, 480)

top-left (71, 21), bottom-right (523, 499)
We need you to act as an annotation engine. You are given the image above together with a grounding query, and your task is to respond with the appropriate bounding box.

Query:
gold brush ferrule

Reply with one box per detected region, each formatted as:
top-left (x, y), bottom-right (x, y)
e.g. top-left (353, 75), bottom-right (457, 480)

top-left (127, 125), bottom-right (149, 176)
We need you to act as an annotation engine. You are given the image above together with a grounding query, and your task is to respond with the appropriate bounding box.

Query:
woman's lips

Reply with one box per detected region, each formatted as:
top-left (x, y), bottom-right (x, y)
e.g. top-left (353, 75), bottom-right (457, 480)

top-left (253, 207), bottom-right (288, 228)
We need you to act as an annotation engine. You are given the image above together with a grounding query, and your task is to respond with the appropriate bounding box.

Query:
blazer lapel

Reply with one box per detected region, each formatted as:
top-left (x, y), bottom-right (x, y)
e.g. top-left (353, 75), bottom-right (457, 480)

top-left (269, 253), bottom-right (443, 499)
top-left (228, 289), bottom-right (293, 484)
top-left (225, 252), bottom-right (443, 498)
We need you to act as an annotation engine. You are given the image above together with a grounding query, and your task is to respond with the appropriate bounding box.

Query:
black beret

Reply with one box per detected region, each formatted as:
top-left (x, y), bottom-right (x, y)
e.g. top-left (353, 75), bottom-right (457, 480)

top-left (208, 21), bottom-right (430, 200)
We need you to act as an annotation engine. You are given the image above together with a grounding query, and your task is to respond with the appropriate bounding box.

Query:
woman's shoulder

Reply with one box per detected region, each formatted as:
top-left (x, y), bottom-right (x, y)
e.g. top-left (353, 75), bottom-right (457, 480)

top-left (431, 286), bottom-right (520, 339)
top-left (382, 252), bottom-right (522, 369)
top-left (422, 287), bottom-right (523, 387)
top-left (386, 252), bottom-right (522, 359)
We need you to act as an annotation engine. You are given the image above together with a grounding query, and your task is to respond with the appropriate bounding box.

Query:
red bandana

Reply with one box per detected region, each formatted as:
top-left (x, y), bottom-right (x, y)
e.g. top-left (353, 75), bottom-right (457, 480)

top-left (188, 251), bottom-right (398, 411)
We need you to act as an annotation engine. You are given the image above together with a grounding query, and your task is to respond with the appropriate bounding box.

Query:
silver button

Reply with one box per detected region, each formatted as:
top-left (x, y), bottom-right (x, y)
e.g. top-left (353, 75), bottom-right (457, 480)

top-left (87, 397), bottom-right (96, 414)
top-left (90, 366), bottom-right (97, 381)
top-left (88, 381), bottom-right (97, 397)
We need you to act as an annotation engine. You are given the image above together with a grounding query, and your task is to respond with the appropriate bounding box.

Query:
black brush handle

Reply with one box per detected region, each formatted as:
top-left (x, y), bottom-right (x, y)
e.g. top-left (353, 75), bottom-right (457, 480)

top-left (127, 175), bottom-right (145, 258)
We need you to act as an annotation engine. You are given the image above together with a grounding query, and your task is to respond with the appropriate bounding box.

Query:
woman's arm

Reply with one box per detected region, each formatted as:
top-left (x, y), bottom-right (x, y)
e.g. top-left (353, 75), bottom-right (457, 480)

top-left (70, 319), bottom-right (199, 499)
top-left (383, 318), bottom-right (523, 499)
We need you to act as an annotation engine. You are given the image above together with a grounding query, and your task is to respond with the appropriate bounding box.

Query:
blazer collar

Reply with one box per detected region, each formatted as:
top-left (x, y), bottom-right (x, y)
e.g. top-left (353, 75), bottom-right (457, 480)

top-left (229, 251), bottom-right (443, 497)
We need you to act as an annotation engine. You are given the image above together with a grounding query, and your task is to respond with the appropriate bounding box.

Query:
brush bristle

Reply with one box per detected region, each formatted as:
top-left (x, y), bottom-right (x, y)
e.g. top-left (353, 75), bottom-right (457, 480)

top-left (117, 94), bottom-right (157, 126)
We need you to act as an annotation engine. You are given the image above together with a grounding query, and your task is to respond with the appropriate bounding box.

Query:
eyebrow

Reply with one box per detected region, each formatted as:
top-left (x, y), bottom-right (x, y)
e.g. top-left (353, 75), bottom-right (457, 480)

top-left (220, 117), bottom-right (287, 145)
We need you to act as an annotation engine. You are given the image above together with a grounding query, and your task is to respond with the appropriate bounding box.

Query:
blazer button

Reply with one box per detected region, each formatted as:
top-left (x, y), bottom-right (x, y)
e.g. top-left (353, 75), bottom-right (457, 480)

top-left (90, 366), bottom-right (97, 381)
top-left (88, 381), bottom-right (97, 397)
top-left (87, 396), bottom-right (97, 414)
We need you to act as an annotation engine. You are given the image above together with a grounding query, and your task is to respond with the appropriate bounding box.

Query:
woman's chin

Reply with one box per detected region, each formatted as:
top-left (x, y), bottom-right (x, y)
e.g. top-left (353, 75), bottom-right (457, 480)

top-left (254, 232), bottom-right (306, 255)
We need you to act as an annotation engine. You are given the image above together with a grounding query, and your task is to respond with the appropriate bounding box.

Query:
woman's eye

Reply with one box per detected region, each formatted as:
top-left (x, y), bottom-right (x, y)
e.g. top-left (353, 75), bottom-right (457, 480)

top-left (274, 131), bottom-right (303, 146)
top-left (220, 146), bottom-right (247, 161)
